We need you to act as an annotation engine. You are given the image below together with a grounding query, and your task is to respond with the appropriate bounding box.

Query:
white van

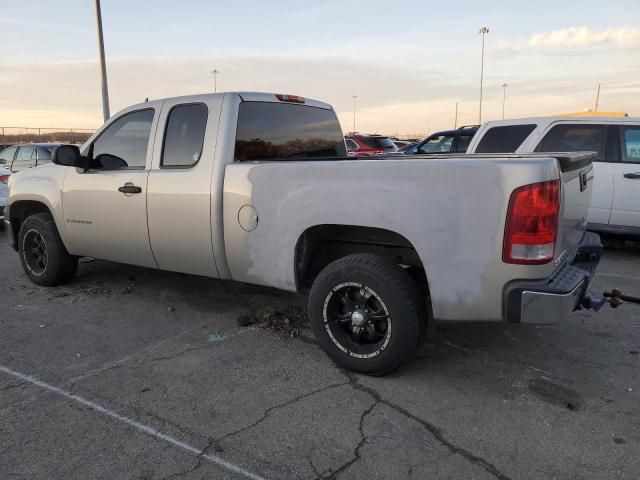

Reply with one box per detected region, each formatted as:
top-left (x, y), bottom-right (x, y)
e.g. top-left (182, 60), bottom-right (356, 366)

top-left (467, 117), bottom-right (640, 239)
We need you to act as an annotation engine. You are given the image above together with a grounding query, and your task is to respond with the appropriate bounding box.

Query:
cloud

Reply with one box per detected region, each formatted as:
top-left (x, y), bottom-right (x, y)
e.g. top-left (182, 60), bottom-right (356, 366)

top-left (504, 26), bottom-right (640, 50)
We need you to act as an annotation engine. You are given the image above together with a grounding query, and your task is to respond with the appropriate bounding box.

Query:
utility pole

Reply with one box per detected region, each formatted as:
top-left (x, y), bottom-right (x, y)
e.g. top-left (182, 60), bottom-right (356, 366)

top-left (454, 102), bottom-right (458, 129)
top-left (94, 0), bottom-right (110, 122)
top-left (595, 83), bottom-right (601, 111)
top-left (211, 69), bottom-right (219, 93)
top-left (502, 83), bottom-right (508, 120)
top-left (478, 27), bottom-right (490, 124)
top-left (352, 95), bottom-right (357, 133)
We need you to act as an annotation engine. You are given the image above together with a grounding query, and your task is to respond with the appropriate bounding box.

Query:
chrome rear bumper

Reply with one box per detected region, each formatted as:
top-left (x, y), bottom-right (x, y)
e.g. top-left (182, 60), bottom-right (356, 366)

top-left (505, 232), bottom-right (602, 324)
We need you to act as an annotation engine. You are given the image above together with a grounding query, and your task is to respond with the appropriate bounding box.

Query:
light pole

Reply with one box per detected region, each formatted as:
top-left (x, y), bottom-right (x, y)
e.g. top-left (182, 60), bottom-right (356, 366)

top-left (478, 27), bottom-right (490, 124)
top-left (94, 0), bottom-right (110, 122)
top-left (211, 69), bottom-right (219, 93)
top-left (502, 83), bottom-right (508, 120)
top-left (595, 83), bottom-right (601, 111)
top-left (454, 102), bottom-right (458, 129)
top-left (352, 95), bottom-right (357, 133)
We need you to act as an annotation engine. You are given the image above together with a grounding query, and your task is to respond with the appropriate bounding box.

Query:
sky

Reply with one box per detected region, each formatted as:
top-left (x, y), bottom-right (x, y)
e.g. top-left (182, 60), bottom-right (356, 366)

top-left (1, 0), bottom-right (640, 136)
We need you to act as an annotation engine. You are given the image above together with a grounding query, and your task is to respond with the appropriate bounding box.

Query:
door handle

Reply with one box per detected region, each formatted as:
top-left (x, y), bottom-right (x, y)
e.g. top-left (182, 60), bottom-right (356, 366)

top-left (118, 183), bottom-right (142, 194)
top-left (623, 172), bottom-right (640, 179)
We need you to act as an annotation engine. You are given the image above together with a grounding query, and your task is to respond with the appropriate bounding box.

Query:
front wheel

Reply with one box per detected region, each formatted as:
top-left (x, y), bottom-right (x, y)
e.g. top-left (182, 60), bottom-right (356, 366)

top-left (308, 254), bottom-right (426, 376)
top-left (18, 213), bottom-right (78, 286)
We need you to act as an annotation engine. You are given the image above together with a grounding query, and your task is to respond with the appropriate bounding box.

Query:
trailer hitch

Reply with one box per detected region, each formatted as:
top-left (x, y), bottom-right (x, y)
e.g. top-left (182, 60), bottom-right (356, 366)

top-left (580, 289), bottom-right (640, 312)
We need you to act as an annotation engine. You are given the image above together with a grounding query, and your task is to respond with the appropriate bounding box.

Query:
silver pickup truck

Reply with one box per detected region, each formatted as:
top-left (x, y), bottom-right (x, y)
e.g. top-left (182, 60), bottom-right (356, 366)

top-left (5, 92), bottom-right (601, 375)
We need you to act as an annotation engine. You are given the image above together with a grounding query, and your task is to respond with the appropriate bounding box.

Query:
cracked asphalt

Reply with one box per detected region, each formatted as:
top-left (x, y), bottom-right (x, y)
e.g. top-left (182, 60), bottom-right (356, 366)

top-left (1, 230), bottom-right (639, 479)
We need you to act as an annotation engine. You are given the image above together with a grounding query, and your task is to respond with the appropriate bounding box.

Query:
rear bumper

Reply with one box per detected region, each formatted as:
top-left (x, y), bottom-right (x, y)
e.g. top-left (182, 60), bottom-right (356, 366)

top-left (505, 232), bottom-right (602, 324)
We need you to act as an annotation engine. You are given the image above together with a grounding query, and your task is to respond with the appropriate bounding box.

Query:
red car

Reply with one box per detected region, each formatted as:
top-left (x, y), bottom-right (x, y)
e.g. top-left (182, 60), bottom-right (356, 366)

top-left (345, 134), bottom-right (398, 157)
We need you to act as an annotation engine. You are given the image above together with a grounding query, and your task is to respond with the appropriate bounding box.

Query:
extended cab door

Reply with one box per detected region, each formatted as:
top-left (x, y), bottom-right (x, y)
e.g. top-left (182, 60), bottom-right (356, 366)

top-left (146, 95), bottom-right (223, 277)
top-left (610, 125), bottom-right (640, 228)
top-left (62, 107), bottom-right (160, 267)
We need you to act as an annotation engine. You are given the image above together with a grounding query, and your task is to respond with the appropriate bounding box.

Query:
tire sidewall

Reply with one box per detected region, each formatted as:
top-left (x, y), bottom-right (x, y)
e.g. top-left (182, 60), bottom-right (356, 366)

top-left (18, 214), bottom-right (72, 286)
top-left (309, 259), bottom-right (421, 375)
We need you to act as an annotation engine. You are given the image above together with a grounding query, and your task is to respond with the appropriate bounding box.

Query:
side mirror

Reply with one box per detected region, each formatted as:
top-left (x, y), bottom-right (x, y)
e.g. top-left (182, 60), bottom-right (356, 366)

top-left (52, 145), bottom-right (82, 167)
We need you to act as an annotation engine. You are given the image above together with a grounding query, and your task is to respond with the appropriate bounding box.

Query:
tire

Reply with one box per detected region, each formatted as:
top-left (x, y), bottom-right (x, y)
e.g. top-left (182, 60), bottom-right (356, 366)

top-left (18, 213), bottom-right (78, 286)
top-left (308, 254), bottom-right (427, 376)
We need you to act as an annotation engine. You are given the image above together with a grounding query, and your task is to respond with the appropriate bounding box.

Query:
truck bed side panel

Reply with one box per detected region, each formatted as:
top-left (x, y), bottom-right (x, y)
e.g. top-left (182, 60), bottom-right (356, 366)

top-left (223, 157), bottom-right (560, 322)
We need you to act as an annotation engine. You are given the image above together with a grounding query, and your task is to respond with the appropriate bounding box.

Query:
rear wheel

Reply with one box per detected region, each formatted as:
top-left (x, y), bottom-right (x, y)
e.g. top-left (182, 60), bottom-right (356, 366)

top-left (18, 213), bottom-right (77, 286)
top-left (308, 254), bottom-right (426, 376)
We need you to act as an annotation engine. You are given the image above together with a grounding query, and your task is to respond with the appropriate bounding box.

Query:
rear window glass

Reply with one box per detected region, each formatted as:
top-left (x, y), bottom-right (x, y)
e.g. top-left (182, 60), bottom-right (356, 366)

top-left (161, 103), bottom-right (208, 168)
top-left (537, 124), bottom-right (606, 161)
top-left (475, 124), bottom-right (536, 153)
top-left (234, 102), bottom-right (346, 161)
top-left (360, 136), bottom-right (395, 149)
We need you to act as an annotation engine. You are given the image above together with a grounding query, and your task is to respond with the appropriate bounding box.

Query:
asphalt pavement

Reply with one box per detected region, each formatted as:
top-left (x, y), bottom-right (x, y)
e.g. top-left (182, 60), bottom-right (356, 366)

top-left (1, 230), bottom-right (639, 479)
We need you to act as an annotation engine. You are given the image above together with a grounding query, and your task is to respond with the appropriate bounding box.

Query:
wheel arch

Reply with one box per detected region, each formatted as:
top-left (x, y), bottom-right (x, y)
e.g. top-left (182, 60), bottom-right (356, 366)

top-left (8, 200), bottom-right (57, 248)
top-left (294, 224), bottom-right (429, 292)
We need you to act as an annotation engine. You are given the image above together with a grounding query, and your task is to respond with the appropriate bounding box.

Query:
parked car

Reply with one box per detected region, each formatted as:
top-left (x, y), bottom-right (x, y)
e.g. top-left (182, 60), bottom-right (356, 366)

top-left (403, 126), bottom-right (478, 155)
top-left (345, 134), bottom-right (398, 156)
top-left (0, 143), bottom-right (68, 173)
top-left (5, 92), bottom-right (600, 375)
top-left (467, 117), bottom-right (640, 239)
top-left (0, 166), bottom-right (8, 228)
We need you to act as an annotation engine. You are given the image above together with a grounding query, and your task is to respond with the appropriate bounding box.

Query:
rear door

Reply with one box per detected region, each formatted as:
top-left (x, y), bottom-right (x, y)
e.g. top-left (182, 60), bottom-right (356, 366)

top-left (146, 96), bottom-right (222, 277)
top-left (535, 123), bottom-right (611, 226)
top-left (610, 125), bottom-right (640, 228)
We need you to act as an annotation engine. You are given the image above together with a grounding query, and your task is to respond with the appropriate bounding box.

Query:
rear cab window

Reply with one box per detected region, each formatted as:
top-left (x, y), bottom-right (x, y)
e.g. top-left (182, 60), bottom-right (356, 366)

top-left (161, 103), bottom-right (208, 168)
top-left (536, 124), bottom-right (606, 161)
top-left (234, 102), bottom-right (346, 161)
top-left (475, 124), bottom-right (536, 153)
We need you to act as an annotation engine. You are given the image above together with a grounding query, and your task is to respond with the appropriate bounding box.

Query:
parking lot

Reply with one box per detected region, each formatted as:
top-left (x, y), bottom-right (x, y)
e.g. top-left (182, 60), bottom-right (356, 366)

top-left (0, 230), bottom-right (639, 479)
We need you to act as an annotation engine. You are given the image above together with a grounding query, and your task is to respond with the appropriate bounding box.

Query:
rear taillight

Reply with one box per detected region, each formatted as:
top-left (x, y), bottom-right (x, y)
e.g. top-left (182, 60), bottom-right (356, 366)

top-left (373, 149), bottom-right (384, 155)
top-left (503, 180), bottom-right (559, 265)
top-left (275, 94), bottom-right (305, 104)
top-left (0, 175), bottom-right (8, 184)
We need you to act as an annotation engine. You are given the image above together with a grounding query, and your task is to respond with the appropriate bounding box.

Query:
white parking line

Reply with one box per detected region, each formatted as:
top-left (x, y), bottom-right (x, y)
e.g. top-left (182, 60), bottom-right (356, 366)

top-left (0, 365), bottom-right (265, 480)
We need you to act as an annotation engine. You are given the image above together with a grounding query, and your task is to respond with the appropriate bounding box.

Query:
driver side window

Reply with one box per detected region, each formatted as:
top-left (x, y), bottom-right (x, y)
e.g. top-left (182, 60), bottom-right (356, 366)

top-left (92, 109), bottom-right (155, 170)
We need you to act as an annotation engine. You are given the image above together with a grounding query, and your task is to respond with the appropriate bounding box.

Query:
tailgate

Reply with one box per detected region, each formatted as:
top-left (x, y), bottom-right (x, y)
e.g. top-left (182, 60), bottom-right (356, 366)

top-left (555, 153), bottom-right (595, 265)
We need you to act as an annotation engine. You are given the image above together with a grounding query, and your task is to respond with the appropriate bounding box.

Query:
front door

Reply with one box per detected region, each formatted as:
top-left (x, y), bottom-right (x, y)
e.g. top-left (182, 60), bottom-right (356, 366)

top-left (610, 125), bottom-right (640, 228)
top-left (62, 108), bottom-right (160, 267)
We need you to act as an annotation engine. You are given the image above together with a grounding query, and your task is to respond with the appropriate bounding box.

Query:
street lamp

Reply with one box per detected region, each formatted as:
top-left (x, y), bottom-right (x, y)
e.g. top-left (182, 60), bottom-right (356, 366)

top-left (502, 83), bottom-right (508, 120)
top-left (352, 95), bottom-right (357, 133)
top-left (478, 27), bottom-right (490, 124)
top-left (94, 0), bottom-right (110, 122)
top-left (211, 69), bottom-right (219, 93)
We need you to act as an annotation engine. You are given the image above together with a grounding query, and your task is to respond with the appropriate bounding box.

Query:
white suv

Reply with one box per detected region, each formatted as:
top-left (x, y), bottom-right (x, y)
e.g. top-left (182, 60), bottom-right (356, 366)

top-left (467, 117), bottom-right (640, 239)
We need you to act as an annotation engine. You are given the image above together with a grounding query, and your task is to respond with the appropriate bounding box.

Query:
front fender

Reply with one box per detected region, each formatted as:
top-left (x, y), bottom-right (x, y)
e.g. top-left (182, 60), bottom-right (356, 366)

top-left (8, 165), bottom-right (69, 246)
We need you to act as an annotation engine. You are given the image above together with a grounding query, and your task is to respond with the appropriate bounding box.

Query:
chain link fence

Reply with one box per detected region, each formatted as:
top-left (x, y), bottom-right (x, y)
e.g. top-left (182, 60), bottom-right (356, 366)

top-left (0, 127), bottom-right (96, 146)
